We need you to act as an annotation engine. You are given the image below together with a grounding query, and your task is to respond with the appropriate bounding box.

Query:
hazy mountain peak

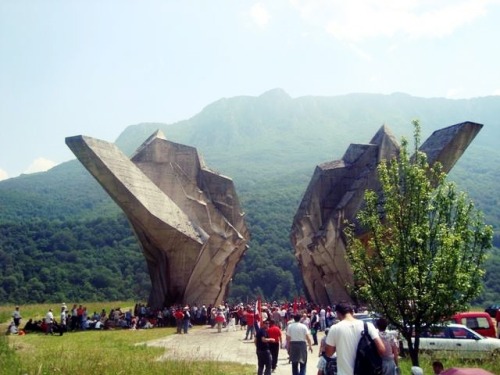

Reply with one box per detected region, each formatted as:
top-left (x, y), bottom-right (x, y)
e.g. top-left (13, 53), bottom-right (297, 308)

top-left (258, 88), bottom-right (291, 100)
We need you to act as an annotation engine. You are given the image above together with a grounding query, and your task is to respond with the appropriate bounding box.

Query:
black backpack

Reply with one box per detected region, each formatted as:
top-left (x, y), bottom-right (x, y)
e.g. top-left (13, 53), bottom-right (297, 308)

top-left (353, 321), bottom-right (383, 375)
top-left (322, 354), bottom-right (337, 375)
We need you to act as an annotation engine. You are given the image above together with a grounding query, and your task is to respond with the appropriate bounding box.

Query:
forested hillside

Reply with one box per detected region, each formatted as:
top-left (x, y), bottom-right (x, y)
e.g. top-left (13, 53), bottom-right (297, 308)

top-left (1, 90), bottom-right (499, 306)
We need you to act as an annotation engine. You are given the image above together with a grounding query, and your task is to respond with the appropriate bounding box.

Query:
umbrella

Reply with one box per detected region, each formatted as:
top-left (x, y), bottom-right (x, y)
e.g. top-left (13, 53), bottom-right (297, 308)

top-left (441, 368), bottom-right (495, 375)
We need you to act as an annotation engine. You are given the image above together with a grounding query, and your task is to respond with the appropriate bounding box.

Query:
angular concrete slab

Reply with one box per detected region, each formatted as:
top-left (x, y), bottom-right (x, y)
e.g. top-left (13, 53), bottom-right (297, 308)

top-left (291, 121), bottom-right (482, 306)
top-left (66, 131), bottom-right (249, 308)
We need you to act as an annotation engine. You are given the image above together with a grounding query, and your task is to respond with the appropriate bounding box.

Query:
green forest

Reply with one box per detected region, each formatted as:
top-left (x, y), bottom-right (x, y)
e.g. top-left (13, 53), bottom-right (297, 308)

top-left (1, 90), bottom-right (500, 307)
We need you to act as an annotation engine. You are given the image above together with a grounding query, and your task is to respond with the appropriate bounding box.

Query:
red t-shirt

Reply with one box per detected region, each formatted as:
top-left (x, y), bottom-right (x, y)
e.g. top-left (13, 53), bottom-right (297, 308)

top-left (246, 311), bottom-right (254, 325)
top-left (267, 325), bottom-right (282, 344)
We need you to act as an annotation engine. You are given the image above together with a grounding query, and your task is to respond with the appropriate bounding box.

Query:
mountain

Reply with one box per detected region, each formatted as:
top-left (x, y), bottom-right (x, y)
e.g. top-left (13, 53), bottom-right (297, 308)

top-left (1, 89), bottom-right (499, 305)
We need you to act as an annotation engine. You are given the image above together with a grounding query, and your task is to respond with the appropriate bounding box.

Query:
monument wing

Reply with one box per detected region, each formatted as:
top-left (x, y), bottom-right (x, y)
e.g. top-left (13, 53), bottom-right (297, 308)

top-left (291, 121), bottom-right (482, 306)
top-left (66, 131), bottom-right (249, 308)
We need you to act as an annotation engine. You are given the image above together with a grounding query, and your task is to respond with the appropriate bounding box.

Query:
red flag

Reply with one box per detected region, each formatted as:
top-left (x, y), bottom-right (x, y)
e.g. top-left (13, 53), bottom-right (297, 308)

top-left (255, 296), bottom-right (262, 329)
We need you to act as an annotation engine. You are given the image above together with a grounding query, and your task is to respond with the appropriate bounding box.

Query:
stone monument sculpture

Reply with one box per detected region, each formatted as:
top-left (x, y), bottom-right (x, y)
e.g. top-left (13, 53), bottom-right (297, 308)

top-left (66, 130), bottom-right (249, 308)
top-left (291, 122), bottom-right (483, 306)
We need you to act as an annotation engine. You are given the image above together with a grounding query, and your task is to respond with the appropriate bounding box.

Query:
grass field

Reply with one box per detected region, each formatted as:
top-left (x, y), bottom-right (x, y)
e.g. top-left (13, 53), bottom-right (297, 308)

top-left (1, 302), bottom-right (499, 375)
top-left (0, 302), bottom-right (255, 375)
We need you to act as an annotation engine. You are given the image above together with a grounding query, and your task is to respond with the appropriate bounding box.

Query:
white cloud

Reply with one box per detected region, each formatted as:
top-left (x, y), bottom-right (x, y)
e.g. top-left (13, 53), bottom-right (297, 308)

top-left (492, 89), bottom-right (500, 96)
top-left (24, 157), bottom-right (57, 174)
top-left (250, 3), bottom-right (271, 28)
top-left (291, 0), bottom-right (496, 42)
top-left (445, 87), bottom-right (464, 98)
top-left (348, 43), bottom-right (372, 61)
top-left (0, 168), bottom-right (8, 181)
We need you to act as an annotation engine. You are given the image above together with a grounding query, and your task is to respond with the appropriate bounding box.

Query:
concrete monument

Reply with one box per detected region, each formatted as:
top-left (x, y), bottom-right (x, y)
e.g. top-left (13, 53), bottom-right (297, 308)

top-left (291, 122), bottom-right (483, 306)
top-left (66, 130), bottom-right (249, 308)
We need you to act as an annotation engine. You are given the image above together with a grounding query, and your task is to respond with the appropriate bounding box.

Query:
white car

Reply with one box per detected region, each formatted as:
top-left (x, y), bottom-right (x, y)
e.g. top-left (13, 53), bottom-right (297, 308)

top-left (401, 323), bottom-right (500, 358)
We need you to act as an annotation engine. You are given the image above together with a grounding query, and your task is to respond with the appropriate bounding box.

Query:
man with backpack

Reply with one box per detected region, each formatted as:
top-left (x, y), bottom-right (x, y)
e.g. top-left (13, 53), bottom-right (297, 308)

top-left (324, 303), bottom-right (385, 375)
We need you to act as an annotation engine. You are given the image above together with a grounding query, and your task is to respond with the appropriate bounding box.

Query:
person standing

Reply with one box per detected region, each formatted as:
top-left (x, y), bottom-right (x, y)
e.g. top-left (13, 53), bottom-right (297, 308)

top-left (272, 307), bottom-right (282, 329)
top-left (286, 313), bottom-right (313, 375)
top-left (376, 317), bottom-right (398, 375)
top-left (325, 307), bottom-right (335, 328)
top-left (267, 319), bottom-right (283, 372)
top-left (255, 320), bottom-right (275, 375)
top-left (70, 304), bottom-right (78, 331)
top-left (245, 307), bottom-right (256, 340)
top-left (215, 310), bottom-right (226, 333)
top-left (182, 306), bottom-right (190, 334)
top-left (45, 309), bottom-right (54, 335)
top-left (174, 307), bottom-right (184, 334)
top-left (310, 310), bottom-right (320, 345)
top-left (76, 304), bottom-right (84, 330)
top-left (319, 307), bottom-right (326, 332)
top-left (325, 303), bottom-right (385, 375)
top-left (59, 306), bottom-right (67, 336)
top-left (12, 306), bottom-right (22, 328)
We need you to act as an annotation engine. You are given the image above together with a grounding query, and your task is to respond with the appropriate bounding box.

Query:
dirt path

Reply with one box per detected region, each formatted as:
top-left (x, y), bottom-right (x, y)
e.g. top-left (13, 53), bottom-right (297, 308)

top-left (145, 324), bottom-right (321, 375)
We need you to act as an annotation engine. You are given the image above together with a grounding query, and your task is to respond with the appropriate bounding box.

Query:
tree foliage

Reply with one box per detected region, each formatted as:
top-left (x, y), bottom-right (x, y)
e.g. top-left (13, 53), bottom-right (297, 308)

top-left (344, 120), bottom-right (493, 366)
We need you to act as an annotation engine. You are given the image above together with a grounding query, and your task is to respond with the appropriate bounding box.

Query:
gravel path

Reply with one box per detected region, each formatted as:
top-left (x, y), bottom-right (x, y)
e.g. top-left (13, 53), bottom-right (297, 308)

top-left (145, 324), bottom-right (321, 375)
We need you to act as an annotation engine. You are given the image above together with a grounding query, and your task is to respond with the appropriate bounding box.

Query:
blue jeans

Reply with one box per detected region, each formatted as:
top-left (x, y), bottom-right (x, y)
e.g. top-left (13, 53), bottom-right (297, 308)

top-left (182, 319), bottom-right (189, 333)
top-left (292, 361), bottom-right (306, 375)
top-left (245, 324), bottom-right (255, 339)
top-left (257, 349), bottom-right (272, 375)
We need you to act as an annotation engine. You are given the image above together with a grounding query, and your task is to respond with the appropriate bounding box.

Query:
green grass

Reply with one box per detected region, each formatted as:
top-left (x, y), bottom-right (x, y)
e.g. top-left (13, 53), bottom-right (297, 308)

top-left (1, 302), bottom-right (499, 375)
top-left (0, 301), bottom-right (137, 323)
top-left (1, 302), bottom-right (254, 375)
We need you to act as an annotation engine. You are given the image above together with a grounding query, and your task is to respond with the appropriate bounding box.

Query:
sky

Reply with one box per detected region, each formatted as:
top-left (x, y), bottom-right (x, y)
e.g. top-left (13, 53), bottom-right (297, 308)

top-left (1, 0), bottom-right (500, 181)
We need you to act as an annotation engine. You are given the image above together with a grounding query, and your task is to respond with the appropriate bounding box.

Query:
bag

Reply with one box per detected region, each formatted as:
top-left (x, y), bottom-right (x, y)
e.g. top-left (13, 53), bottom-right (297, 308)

top-left (322, 354), bottom-right (337, 375)
top-left (353, 321), bottom-right (383, 375)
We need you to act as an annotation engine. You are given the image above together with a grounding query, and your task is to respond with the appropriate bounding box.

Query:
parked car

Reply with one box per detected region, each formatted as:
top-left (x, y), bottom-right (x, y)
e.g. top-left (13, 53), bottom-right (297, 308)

top-left (356, 315), bottom-right (402, 348)
top-left (484, 304), bottom-right (500, 318)
top-left (401, 323), bottom-right (500, 359)
top-left (447, 312), bottom-right (497, 338)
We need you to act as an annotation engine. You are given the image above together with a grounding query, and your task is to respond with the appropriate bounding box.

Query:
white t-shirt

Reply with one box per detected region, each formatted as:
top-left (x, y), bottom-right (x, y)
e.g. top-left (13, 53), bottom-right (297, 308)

top-left (60, 311), bottom-right (67, 325)
top-left (325, 319), bottom-right (379, 375)
top-left (286, 321), bottom-right (310, 342)
top-left (45, 311), bottom-right (54, 324)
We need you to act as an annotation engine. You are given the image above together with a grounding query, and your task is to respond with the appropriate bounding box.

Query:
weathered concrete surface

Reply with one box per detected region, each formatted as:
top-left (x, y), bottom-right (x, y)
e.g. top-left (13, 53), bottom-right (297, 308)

top-left (291, 122), bottom-right (483, 306)
top-left (145, 324), bottom-right (320, 375)
top-left (66, 130), bottom-right (249, 308)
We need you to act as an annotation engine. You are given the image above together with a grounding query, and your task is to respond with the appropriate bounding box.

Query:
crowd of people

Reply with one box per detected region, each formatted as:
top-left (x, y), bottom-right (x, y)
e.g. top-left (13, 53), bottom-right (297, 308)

top-left (7, 300), bottom-right (453, 375)
top-left (7, 302), bottom-right (235, 336)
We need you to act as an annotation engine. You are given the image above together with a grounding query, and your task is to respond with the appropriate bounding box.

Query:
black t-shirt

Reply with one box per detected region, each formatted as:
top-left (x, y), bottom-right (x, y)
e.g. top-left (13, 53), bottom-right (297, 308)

top-left (255, 327), bottom-right (270, 351)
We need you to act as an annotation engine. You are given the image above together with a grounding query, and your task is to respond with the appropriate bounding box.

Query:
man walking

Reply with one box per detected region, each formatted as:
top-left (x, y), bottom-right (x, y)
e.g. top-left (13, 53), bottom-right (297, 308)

top-left (267, 319), bottom-right (283, 372)
top-left (286, 314), bottom-right (313, 375)
top-left (45, 309), bottom-right (54, 335)
top-left (324, 303), bottom-right (385, 375)
top-left (255, 319), bottom-right (275, 375)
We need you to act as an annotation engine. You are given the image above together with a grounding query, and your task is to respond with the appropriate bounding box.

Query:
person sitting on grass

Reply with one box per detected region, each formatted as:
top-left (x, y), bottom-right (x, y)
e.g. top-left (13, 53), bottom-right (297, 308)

top-left (6, 321), bottom-right (18, 335)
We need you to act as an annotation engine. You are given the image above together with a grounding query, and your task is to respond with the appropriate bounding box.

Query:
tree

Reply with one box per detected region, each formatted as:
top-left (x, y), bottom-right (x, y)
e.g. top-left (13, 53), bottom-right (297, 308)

top-left (344, 120), bottom-right (493, 366)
